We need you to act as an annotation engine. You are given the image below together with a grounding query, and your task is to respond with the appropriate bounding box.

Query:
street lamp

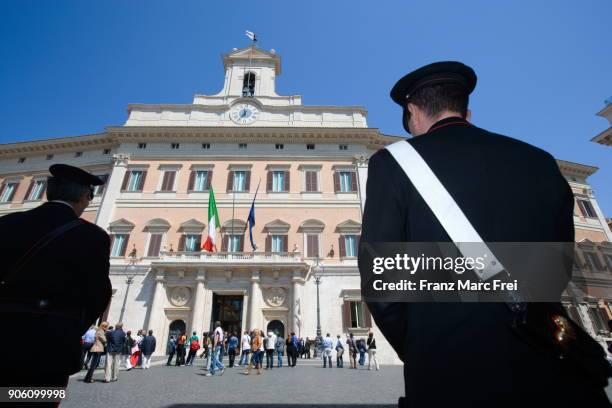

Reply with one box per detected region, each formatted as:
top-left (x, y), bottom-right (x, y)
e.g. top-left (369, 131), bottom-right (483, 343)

top-left (118, 245), bottom-right (138, 322)
top-left (312, 257), bottom-right (323, 338)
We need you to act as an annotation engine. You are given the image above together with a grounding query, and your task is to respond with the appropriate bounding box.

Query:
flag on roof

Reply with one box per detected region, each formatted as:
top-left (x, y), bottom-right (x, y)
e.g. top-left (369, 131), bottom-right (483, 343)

top-left (245, 30), bottom-right (257, 42)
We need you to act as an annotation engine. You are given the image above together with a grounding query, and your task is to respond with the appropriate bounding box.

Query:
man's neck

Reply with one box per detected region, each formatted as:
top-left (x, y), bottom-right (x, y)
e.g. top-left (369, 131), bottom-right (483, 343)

top-left (415, 111), bottom-right (464, 136)
top-left (50, 200), bottom-right (77, 215)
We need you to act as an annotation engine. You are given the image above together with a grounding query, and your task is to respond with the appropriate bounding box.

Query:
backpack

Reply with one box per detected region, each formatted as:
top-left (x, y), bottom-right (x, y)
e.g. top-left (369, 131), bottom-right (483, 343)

top-left (190, 339), bottom-right (200, 351)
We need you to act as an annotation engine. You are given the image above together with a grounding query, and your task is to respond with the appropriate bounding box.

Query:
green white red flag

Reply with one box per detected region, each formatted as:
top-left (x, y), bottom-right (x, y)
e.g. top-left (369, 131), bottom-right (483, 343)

top-left (202, 186), bottom-right (221, 252)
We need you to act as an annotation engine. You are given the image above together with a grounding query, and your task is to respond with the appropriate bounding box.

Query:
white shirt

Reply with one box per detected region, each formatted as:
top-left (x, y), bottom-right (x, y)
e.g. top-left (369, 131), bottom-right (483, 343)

top-left (266, 333), bottom-right (277, 350)
top-left (214, 327), bottom-right (224, 345)
top-left (242, 334), bottom-right (251, 350)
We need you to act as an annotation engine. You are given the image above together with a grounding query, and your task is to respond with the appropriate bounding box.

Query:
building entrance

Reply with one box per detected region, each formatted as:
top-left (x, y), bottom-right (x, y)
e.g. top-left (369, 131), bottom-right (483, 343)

top-left (211, 294), bottom-right (243, 334)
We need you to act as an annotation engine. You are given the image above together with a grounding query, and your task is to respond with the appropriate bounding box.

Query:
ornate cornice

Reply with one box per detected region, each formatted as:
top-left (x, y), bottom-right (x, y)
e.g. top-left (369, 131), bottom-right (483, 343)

top-left (0, 133), bottom-right (116, 159)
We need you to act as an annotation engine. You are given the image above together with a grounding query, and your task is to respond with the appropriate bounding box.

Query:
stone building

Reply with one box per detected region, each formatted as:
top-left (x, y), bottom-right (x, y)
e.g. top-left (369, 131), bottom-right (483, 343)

top-left (0, 46), bottom-right (610, 361)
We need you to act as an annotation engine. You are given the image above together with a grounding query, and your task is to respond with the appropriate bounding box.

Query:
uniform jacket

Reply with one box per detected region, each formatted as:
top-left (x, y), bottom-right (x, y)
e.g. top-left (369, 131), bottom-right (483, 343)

top-left (359, 117), bottom-right (609, 406)
top-left (0, 201), bottom-right (112, 377)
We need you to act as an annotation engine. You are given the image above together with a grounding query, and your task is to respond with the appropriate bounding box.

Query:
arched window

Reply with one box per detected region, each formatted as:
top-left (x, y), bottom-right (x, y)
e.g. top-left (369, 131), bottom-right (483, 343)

top-left (242, 72), bottom-right (255, 97)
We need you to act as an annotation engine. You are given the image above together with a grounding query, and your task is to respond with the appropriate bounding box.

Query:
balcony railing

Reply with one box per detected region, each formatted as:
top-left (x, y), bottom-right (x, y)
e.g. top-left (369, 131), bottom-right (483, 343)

top-left (157, 251), bottom-right (303, 263)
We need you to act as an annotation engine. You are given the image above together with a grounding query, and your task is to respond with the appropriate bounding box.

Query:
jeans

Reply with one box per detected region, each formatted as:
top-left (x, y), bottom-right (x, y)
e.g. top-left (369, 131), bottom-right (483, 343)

top-left (367, 349), bottom-right (379, 370)
top-left (210, 345), bottom-right (225, 374)
top-left (265, 349), bottom-right (275, 369)
top-left (166, 350), bottom-right (175, 365)
top-left (239, 350), bottom-right (250, 366)
top-left (81, 342), bottom-right (93, 369)
top-left (186, 349), bottom-right (197, 365)
top-left (228, 348), bottom-right (236, 367)
top-left (276, 350), bottom-right (283, 367)
top-left (336, 348), bottom-right (344, 367)
top-left (323, 348), bottom-right (332, 368)
top-left (84, 352), bottom-right (102, 382)
top-left (358, 349), bottom-right (366, 366)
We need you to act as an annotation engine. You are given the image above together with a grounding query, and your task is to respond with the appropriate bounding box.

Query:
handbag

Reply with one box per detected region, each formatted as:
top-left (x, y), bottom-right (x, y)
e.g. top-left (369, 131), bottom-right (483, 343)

top-left (386, 140), bottom-right (610, 387)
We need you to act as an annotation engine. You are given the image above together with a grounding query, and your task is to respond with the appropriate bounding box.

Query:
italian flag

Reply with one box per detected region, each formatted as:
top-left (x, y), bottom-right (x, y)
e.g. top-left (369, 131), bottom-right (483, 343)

top-left (202, 187), bottom-right (221, 252)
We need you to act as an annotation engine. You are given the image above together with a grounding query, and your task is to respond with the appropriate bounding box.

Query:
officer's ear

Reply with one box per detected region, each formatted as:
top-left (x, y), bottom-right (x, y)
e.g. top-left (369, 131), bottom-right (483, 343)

top-left (465, 109), bottom-right (472, 122)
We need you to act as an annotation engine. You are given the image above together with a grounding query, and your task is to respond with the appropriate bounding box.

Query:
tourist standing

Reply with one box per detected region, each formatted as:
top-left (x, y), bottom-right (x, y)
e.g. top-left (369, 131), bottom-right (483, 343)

top-left (265, 331), bottom-right (277, 369)
top-left (166, 336), bottom-right (177, 366)
top-left (275, 335), bottom-right (285, 367)
top-left (335, 335), bottom-right (344, 368)
top-left (176, 331), bottom-right (186, 366)
top-left (81, 326), bottom-right (96, 370)
top-left (346, 333), bottom-right (357, 369)
top-left (121, 331), bottom-right (134, 371)
top-left (104, 322), bottom-right (125, 382)
top-left (207, 321), bottom-right (225, 376)
top-left (227, 332), bottom-right (238, 368)
top-left (357, 337), bottom-right (366, 366)
top-left (84, 322), bottom-right (108, 383)
top-left (244, 329), bottom-right (263, 375)
top-left (141, 330), bottom-right (156, 369)
top-left (322, 333), bottom-right (333, 368)
top-left (239, 330), bottom-right (251, 367)
top-left (366, 332), bottom-right (379, 371)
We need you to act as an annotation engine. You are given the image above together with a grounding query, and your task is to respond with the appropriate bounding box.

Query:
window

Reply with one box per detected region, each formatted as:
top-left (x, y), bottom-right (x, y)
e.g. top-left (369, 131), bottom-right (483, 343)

top-left (138, 143), bottom-right (147, 149)
top-left (121, 170), bottom-right (147, 192)
top-left (171, 143), bottom-right (180, 149)
top-left (305, 170), bottom-right (319, 192)
top-left (339, 235), bottom-right (358, 258)
top-left (604, 254), bottom-right (612, 272)
top-left (350, 301), bottom-right (365, 328)
top-left (92, 174), bottom-right (109, 196)
top-left (239, 143), bottom-right (248, 149)
top-left (74, 152), bottom-right (83, 158)
top-left (306, 234), bottom-right (319, 258)
top-left (18, 157), bottom-right (25, 163)
top-left (0, 182), bottom-right (19, 203)
top-left (339, 144), bottom-right (348, 150)
top-left (578, 199), bottom-right (597, 218)
top-left (160, 170), bottom-right (176, 192)
top-left (267, 170), bottom-right (289, 192)
top-left (242, 72), bottom-right (255, 97)
top-left (584, 252), bottom-right (603, 271)
top-left (188, 170), bottom-right (211, 192)
top-left (147, 233), bottom-right (163, 257)
top-left (271, 235), bottom-right (287, 253)
top-left (202, 143), bottom-right (211, 149)
top-left (224, 234), bottom-right (243, 252)
top-left (27, 179), bottom-right (47, 201)
top-left (587, 307), bottom-right (609, 334)
top-left (46, 154), bottom-right (54, 160)
top-left (179, 234), bottom-right (201, 252)
top-left (306, 144), bottom-right (315, 150)
top-left (335, 171), bottom-right (357, 193)
top-left (227, 170), bottom-right (250, 192)
top-left (275, 144), bottom-right (284, 150)
top-left (110, 234), bottom-right (129, 257)
top-left (103, 149), bottom-right (111, 155)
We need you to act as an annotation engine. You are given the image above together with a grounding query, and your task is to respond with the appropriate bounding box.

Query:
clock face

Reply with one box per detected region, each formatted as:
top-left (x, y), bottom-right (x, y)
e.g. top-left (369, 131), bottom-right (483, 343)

top-left (230, 103), bottom-right (259, 125)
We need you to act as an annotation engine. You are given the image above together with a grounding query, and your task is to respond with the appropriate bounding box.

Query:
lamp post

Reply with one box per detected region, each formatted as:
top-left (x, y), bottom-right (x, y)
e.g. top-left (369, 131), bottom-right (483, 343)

top-left (312, 257), bottom-right (323, 338)
top-left (118, 245), bottom-right (138, 323)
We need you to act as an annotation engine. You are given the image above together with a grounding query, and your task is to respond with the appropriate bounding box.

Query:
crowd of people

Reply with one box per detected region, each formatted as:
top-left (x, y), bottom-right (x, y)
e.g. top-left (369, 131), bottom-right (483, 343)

top-left (80, 320), bottom-right (380, 382)
top-left (81, 323), bottom-right (157, 383)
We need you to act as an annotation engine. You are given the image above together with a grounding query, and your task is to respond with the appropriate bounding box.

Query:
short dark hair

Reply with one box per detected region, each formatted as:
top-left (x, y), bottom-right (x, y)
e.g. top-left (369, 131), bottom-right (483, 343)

top-left (148, 330), bottom-right (153, 335)
top-left (46, 176), bottom-right (90, 202)
top-left (408, 83), bottom-right (469, 118)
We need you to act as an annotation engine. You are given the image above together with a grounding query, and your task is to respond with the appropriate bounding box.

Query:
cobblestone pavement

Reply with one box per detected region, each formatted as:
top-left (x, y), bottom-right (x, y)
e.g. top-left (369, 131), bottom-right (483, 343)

top-left (62, 357), bottom-right (404, 408)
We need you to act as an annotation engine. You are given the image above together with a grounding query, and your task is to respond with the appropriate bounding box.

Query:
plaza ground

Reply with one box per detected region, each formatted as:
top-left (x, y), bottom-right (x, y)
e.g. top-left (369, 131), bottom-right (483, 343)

top-left (63, 357), bottom-right (404, 408)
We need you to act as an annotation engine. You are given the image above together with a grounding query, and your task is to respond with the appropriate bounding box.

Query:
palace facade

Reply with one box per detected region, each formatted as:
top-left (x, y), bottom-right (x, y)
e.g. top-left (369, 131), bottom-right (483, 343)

top-left (1, 47), bottom-right (611, 360)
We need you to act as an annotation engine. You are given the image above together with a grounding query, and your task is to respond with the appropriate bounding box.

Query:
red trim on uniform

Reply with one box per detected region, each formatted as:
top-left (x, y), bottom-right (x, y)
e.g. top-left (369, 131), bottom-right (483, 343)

top-left (427, 121), bottom-right (472, 133)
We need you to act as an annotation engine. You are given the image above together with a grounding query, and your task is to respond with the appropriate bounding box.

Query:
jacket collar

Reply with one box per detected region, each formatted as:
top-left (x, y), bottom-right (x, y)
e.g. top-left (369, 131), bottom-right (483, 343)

top-left (426, 116), bottom-right (470, 134)
top-left (43, 201), bottom-right (78, 218)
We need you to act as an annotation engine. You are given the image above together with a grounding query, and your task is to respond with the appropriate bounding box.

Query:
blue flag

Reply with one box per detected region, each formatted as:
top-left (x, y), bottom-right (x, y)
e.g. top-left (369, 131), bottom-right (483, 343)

top-left (247, 201), bottom-right (256, 251)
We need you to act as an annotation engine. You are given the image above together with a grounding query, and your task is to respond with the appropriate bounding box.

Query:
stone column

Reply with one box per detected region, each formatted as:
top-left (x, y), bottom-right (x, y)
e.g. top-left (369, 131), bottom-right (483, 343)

top-left (147, 268), bottom-right (166, 354)
top-left (95, 154), bottom-right (130, 230)
top-left (291, 273), bottom-right (301, 336)
top-left (249, 271), bottom-right (261, 330)
top-left (191, 269), bottom-right (206, 336)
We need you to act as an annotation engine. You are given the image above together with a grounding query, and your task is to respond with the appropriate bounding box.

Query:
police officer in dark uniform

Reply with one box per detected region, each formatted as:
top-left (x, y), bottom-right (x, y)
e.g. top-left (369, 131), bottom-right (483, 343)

top-left (0, 164), bottom-right (112, 392)
top-left (359, 62), bottom-right (610, 407)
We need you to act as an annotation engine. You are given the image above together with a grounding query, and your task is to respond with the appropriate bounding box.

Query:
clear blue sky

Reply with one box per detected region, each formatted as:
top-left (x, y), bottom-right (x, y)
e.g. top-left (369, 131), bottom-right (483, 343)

top-left (1, 1), bottom-right (611, 215)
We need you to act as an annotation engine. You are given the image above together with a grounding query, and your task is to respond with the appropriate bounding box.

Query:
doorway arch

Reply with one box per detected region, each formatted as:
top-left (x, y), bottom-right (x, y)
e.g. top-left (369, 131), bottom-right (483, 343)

top-left (167, 320), bottom-right (186, 354)
top-left (267, 320), bottom-right (285, 338)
